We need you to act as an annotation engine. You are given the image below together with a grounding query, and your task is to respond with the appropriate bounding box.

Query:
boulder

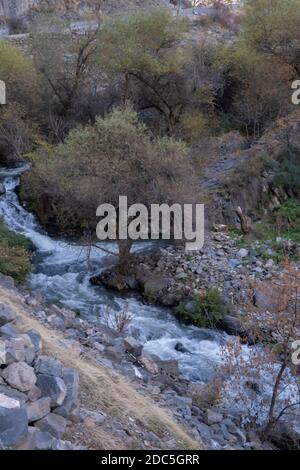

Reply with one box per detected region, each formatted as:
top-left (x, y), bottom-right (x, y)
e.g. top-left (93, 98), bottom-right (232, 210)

top-left (143, 276), bottom-right (173, 299)
top-left (204, 409), bottom-right (223, 426)
top-left (0, 384), bottom-right (27, 405)
top-left (0, 183), bottom-right (5, 196)
top-left (36, 374), bottom-right (67, 407)
top-left (2, 362), bottom-right (37, 392)
top-left (0, 323), bottom-right (19, 339)
top-left (26, 397), bottom-right (51, 423)
top-left (0, 303), bottom-right (16, 326)
top-left (139, 351), bottom-right (160, 374)
top-left (55, 368), bottom-right (79, 417)
top-left (27, 385), bottom-right (42, 402)
top-left (34, 356), bottom-right (63, 377)
top-left (0, 406), bottom-right (28, 448)
top-left (156, 359), bottom-right (179, 378)
top-left (0, 393), bottom-right (21, 409)
top-left (5, 336), bottom-right (26, 365)
top-left (124, 337), bottom-right (143, 357)
top-left (26, 329), bottom-right (42, 353)
top-left (174, 342), bottom-right (190, 354)
top-left (34, 413), bottom-right (66, 439)
top-left (34, 429), bottom-right (55, 450)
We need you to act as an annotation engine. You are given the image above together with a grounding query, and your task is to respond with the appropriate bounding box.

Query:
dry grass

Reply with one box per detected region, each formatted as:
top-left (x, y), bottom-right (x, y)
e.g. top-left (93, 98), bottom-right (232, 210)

top-left (0, 285), bottom-right (201, 450)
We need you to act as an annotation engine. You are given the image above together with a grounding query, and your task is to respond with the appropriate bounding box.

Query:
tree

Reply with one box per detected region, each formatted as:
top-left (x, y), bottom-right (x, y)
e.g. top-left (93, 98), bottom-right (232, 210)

top-left (242, 0), bottom-right (300, 77)
top-left (213, 43), bottom-right (292, 138)
top-left (0, 41), bottom-right (38, 108)
top-left (220, 263), bottom-right (300, 439)
top-left (30, 14), bottom-right (99, 119)
top-left (98, 9), bottom-right (190, 133)
top-left (21, 107), bottom-right (196, 269)
top-left (0, 42), bottom-right (38, 161)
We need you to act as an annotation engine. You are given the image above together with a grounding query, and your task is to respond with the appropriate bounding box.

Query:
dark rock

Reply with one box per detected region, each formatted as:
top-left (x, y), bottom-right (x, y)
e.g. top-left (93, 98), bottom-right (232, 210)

top-left (0, 303), bottom-right (16, 326)
top-left (2, 362), bottom-right (37, 392)
top-left (124, 337), bottom-right (143, 357)
top-left (34, 356), bottom-right (63, 377)
top-left (0, 323), bottom-right (19, 339)
top-left (34, 413), bottom-right (66, 439)
top-left (54, 368), bottom-right (79, 417)
top-left (26, 329), bottom-right (42, 353)
top-left (174, 342), bottom-right (190, 354)
top-left (0, 406), bottom-right (28, 448)
top-left (36, 374), bottom-right (67, 407)
top-left (26, 397), bottom-right (51, 423)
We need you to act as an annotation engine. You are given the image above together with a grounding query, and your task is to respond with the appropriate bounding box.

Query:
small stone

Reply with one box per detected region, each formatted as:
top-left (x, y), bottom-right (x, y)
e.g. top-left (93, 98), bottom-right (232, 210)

top-left (2, 362), bottom-right (37, 392)
top-left (237, 248), bottom-right (248, 258)
top-left (81, 409), bottom-right (106, 426)
top-left (34, 413), bottom-right (66, 439)
top-left (204, 409), bottom-right (223, 426)
top-left (265, 259), bottom-right (274, 269)
top-left (229, 259), bottom-right (240, 268)
top-left (195, 266), bottom-right (203, 275)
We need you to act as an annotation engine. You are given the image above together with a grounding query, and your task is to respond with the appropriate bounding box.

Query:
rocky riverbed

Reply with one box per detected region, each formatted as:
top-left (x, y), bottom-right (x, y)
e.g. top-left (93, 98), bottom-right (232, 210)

top-left (0, 273), bottom-right (278, 450)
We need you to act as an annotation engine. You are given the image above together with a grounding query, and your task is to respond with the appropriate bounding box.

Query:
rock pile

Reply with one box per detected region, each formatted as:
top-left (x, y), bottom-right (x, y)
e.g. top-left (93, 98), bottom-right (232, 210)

top-left (0, 302), bottom-right (82, 450)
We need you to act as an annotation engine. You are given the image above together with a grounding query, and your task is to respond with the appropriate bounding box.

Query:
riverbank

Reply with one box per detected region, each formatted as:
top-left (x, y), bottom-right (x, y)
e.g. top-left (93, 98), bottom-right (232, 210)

top-left (0, 272), bottom-right (280, 450)
top-left (92, 230), bottom-right (298, 333)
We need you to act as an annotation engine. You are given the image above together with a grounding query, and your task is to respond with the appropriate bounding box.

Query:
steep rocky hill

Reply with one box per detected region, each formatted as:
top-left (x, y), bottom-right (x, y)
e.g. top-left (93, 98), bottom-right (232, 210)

top-left (0, 0), bottom-right (171, 19)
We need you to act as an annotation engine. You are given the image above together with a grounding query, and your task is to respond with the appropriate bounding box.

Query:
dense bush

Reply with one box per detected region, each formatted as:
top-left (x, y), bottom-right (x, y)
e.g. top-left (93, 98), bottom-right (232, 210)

top-left (0, 220), bottom-right (33, 282)
top-left (176, 288), bottom-right (228, 328)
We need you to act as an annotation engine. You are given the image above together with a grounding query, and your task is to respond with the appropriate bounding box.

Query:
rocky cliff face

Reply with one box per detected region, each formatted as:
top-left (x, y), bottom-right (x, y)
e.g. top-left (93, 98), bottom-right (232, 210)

top-left (0, 0), bottom-right (37, 18)
top-left (0, 0), bottom-right (170, 19)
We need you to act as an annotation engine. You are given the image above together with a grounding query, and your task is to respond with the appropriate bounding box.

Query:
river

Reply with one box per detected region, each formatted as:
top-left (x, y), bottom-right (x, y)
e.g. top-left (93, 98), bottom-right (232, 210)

top-left (0, 164), bottom-right (226, 383)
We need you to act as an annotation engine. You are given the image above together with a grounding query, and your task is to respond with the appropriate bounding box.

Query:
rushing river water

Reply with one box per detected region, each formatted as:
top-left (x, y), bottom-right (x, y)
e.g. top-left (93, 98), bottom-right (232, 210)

top-left (1, 164), bottom-right (300, 430)
top-left (0, 164), bottom-right (228, 382)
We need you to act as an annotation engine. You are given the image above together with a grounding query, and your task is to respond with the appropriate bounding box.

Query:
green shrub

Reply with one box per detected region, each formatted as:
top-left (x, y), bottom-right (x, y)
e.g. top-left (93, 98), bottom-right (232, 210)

top-left (0, 220), bottom-right (33, 282)
top-left (176, 288), bottom-right (228, 328)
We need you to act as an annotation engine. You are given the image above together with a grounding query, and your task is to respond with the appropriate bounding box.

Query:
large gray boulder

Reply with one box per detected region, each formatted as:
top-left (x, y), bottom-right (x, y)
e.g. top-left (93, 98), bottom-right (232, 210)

top-left (55, 368), bottom-right (79, 417)
top-left (26, 329), bottom-right (42, 353)
top-left (0, 303), bottom-right (16, 327)
top-left (2, 362), bottom-right (37, 392)
top-left (35, 356), bottom-right (63, 377)
top-left (26, 397), bottom-right (51, 423)
top-left (34, 413), bottom-right (66, 439)
top-left (0, 323), bottom-right (19, 339)
top-left (0, 406), bottom-right (28, 448)
top-left (36, 374), bottom-right (67, 407)
top-left (124, 337), bottom-right (143, 357)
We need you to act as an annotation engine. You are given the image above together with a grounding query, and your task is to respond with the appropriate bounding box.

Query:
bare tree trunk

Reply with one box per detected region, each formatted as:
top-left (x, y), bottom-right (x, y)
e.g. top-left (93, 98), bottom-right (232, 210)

top-left (118, 239), bottom-right (133, 273)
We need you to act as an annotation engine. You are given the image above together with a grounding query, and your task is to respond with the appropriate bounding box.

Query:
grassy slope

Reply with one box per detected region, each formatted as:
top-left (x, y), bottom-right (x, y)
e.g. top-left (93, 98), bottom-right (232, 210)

top-left (0, 284), bottom-right (201, 450)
